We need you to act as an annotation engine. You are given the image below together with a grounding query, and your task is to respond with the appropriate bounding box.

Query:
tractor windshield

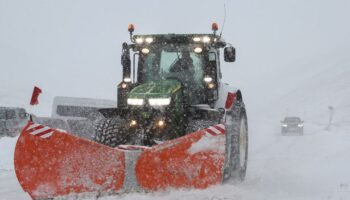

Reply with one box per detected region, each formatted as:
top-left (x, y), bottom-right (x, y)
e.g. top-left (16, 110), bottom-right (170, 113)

top-left (140, 44), bottom-right (204, 88)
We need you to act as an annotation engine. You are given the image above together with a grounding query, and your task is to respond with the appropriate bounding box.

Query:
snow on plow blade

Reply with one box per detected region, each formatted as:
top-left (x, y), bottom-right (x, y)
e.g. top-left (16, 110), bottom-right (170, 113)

top-left (14, 122), bottom-right (226, 199)
top-left (135, 124), bottom-right (226, 190)
top-left (14, 122), bottom-right (125, 199)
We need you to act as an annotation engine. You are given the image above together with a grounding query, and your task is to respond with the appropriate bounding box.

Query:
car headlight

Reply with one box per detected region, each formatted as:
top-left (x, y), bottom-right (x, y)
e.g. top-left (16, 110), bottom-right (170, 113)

top-left (127, 98), bottom-right (144, 106)
top-left (298, 124), bottom-right (304, 127)
top-left (148, 98), bottom-right (171, 106)
top-left (282, 124), bottom-right (288, 127)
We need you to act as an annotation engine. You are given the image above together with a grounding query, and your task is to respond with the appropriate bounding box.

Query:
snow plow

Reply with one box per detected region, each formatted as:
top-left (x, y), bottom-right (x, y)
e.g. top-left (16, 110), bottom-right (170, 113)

top-left (14, 23), bottom-right (248, 199)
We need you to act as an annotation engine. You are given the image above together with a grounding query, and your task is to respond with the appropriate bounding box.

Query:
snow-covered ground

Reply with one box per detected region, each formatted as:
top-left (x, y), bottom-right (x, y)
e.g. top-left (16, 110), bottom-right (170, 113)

top-left (0, 137), bottom-right (31, 199)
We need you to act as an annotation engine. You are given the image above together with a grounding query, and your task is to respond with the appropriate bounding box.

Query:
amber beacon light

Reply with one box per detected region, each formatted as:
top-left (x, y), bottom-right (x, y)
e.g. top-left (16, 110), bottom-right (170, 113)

top-left (212, 23), bottom-right (219, 31)
top-left (128, 24), bottom-right (135, 33)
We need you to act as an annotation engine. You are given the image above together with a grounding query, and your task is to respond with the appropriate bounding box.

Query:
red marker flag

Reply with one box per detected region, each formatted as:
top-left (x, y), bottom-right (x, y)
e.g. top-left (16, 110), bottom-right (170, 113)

top-left (225, 92), bottom-right (237, 109)
top-left (30, 86), bottom-right (42, 105)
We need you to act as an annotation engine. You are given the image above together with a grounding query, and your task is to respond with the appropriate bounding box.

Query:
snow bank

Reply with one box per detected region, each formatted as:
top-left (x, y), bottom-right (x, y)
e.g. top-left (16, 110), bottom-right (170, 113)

top-left (0, 136), bottom-right (17, 170)
top-left (0, 136), bottom-right (31, 199)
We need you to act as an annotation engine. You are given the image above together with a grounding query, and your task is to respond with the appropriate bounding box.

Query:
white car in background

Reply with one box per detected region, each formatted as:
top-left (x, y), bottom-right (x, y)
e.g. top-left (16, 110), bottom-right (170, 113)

top-left (281, 116), bottom-right (304, 135)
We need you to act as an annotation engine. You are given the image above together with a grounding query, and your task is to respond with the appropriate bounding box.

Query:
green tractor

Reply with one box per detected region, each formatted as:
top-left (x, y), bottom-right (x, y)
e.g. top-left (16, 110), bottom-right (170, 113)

top-left (94, 23), bottom-right (247, 160)
top-left (14, 24), bottom-right (249, 198)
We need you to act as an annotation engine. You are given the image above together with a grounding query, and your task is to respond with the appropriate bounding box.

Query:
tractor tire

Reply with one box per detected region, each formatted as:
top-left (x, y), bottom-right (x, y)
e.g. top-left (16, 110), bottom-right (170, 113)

top-left (223, 101), bottom-right (248, 183)
top-left (93, 117), bottom-right (127, 148)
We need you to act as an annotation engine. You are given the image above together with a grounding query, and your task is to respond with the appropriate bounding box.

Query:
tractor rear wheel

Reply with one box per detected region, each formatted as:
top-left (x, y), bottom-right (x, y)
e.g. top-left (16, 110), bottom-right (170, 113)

top-left (223, 102), bottom-right (248, 183)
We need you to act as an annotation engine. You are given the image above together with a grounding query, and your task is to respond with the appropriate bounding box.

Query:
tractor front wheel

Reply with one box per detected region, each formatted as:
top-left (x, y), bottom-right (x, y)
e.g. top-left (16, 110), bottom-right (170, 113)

top-left (93, 117), bottom-right (127, 148)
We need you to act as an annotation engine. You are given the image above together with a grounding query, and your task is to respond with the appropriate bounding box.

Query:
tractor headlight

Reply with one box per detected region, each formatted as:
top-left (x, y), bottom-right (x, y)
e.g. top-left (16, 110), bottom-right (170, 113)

top-left (123, 77), bottom-right (132, 82)
top-left (130, 120), bottom-right (138, 127)
top-left (135, 37), bottom-right (144, 44)
top-left (148, 98), bottom-right (171, 106)
top-left (194, 47), bottom-right (202, 53)
top-left (145, 37), bottom-right (153, 43)
top-left (156, 119), bottom-right (165, 128)
top-left (127, 98), bottom-right (144, 106)
top-left (141, 48), bottom-right (150, 54)
top-left (202, 36), bottom-right (211, 43)
top-left (204, 76), bottom-right (213, 83)
top-left (121, 83), bottom-right (128, 89)
top-left (193, 37), bottom-right (201, 42)
top-left (208, 83), bottom-right (215, 89)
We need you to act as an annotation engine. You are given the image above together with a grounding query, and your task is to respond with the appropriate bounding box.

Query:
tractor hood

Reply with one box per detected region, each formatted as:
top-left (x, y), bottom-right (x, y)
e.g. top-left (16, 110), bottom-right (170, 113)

top-left (129, 79), bottom-right (181, 99)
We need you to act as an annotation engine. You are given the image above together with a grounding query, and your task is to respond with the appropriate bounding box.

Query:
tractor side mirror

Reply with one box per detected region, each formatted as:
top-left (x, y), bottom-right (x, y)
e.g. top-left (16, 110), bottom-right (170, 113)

top-left (224, 46), bottom-right (236, 62)
top-left (121, 42), bottom-right (131, 82)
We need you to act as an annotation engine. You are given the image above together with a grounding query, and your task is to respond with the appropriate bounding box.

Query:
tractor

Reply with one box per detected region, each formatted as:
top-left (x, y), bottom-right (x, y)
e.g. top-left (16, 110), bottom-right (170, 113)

top-left (14, 23), bottom-right (248, 199)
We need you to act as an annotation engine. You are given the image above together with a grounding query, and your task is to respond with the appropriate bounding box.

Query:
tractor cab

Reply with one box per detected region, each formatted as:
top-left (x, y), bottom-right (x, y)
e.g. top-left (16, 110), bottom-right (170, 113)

top-left (96, 23), bottom-right (237, 144)
top-left (118, 24), bottom-right (236, 109)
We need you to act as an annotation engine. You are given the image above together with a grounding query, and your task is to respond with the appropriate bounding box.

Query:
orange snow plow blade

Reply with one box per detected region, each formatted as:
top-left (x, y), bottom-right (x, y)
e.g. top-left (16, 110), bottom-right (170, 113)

top-left (14, 122), bottom-right (125, 199)
top-left (14, 122), bottom-right (226, 199)
top-left (136, 124), bottom-right (226, 191)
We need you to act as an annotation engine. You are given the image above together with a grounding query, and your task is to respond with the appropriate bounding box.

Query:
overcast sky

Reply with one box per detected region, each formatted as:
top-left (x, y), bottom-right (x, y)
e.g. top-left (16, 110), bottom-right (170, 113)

top-left (1, 0), bottom-right (350, 114)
